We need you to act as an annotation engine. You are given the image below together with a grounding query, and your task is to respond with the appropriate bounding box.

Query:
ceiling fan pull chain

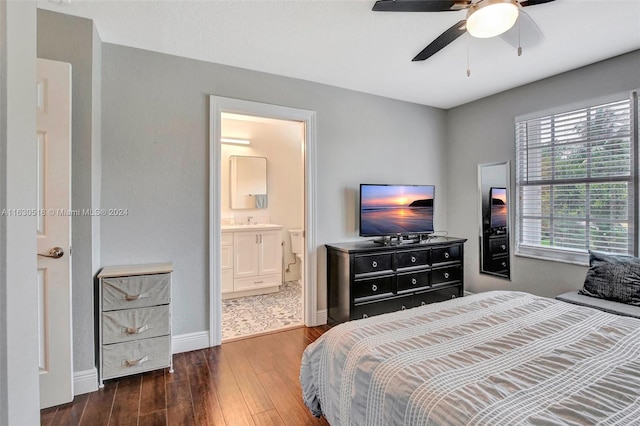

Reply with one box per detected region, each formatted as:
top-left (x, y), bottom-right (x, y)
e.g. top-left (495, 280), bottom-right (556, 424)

top-left (517, 14), bottom-right (523, 56)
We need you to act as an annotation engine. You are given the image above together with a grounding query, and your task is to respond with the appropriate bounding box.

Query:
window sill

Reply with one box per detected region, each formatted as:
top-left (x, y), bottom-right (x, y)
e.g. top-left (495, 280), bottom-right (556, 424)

top-left (515, 247), bottom-right (589, 267)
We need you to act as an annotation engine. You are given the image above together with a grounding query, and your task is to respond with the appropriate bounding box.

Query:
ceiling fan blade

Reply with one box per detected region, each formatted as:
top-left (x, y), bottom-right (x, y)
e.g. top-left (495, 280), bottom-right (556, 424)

top-left (500, 9), bottom-right (544, 49)
top-left (519, 0), bottom-right (556, 7)
top-left (412, 20), bottom-right (467, 62)
top-left (372, 0), bottom-right (463, 12)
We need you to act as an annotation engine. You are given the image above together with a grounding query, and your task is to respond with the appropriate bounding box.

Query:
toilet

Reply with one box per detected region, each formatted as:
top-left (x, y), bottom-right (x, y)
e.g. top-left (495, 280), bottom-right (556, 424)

top-left (288, 229), bottom-right (305, 287)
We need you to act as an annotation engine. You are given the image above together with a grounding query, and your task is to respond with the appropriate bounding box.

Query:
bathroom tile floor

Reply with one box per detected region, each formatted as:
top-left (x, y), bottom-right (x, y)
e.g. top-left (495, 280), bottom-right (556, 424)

top-left (221, 280), bottom-right (303, 341)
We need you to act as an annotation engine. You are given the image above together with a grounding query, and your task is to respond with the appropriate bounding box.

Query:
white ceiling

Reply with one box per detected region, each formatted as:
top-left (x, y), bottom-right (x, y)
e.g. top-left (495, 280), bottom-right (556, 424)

top-left (37, 0), bottom-right (640, 109)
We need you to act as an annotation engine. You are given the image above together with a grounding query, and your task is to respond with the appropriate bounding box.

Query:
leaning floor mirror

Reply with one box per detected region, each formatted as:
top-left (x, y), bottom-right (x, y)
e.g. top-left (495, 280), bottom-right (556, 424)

top-left (478, 161), bottom-right (511, 279)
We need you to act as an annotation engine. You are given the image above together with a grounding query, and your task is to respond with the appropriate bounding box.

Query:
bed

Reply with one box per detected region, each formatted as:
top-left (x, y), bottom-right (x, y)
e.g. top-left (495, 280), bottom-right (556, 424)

top-left (300, 291), bottom-right (640, 425)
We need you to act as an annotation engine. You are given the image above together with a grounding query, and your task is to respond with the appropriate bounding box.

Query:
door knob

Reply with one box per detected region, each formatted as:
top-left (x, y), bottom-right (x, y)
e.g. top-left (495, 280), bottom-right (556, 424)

top-left (38, 246), bottom-right (64, 259)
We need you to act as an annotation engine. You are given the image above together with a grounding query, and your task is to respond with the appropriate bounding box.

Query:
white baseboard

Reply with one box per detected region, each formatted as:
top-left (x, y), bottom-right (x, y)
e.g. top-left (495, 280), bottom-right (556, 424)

top-left (316, 309), bottom-right (327, 325)
top-left (172, 331), bottom-right (210, 354)
top-left (464, 291), bottom-right (475, 296)
top-left (74, 367), bottom-right (98, 396)
top-left (172, 319), bottom-right (332, 352)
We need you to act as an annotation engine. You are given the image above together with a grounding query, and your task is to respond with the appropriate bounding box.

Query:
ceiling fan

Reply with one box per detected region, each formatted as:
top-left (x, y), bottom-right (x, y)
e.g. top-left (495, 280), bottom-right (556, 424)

top-left (372, 0), bottom-right (557, 62)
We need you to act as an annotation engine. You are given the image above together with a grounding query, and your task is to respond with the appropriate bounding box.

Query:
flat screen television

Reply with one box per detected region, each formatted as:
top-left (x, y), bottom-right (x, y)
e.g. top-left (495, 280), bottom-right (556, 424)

top-left (489, 187), bottom-right (507, 228)
top-left (359, 184), bottom-right (435, 237)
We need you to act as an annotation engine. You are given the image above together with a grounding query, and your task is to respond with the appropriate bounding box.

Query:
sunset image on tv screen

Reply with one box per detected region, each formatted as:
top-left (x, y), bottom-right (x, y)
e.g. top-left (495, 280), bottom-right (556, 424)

top-left (360, 185), bottom-right (434, 235)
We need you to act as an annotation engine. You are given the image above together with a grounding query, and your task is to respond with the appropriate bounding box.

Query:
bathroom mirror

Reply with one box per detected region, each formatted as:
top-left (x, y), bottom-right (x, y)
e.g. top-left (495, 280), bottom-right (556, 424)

top-left (478, 161), bottom-right (511, 279)
top-left (230, 155), bottom-right (268, 209)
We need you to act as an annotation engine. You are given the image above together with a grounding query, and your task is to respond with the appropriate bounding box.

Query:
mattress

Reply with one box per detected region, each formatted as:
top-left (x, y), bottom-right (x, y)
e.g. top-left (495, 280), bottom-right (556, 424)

top-left (300, 291), bottom-right (640, 425)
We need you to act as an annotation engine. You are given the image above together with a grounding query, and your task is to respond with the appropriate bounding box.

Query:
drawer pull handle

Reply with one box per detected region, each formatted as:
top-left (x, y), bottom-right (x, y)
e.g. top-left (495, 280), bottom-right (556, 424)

top-left (254, 280), bottom-right (264, 284)
top-left (421, 301), bottom-right (426, 306)
top-left (371, 284), bottom-right (378, 292)
top-left (501, 245), bottom-right (506, 250)
top-left (123, 356), bottom-right (148, 367)
top-left (444, 272), bottom-right (450, 279)
top-left (411, 256), bottom-right (416, 263)
top-left (362, 314), bottom-right (368, 319)
top-left (411, 278), bottom-right (417, 285)
top-left (451, 295), bottom-right (456, 299)
top-left (444, 252), bottom-right (450, 259)
top-left (401, 305), bottom-right (407, 310)
top-left (502, 262), bottom-right (507, 267)
top-left (372, 261), bottom-right (378, 268)
top-left (125, 324), bottom-right (150, 335)
top-left (123, 292), bottom-right (149, 301)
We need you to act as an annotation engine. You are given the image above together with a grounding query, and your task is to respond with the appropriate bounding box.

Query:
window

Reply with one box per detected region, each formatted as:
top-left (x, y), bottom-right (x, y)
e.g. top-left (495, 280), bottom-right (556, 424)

top-left (516, 92), bottom-right (638, 264)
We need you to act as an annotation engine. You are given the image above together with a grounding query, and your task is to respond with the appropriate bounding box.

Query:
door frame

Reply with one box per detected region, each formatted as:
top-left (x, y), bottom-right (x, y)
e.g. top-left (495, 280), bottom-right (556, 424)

top-left (208, 96), bottom-right (318, 346)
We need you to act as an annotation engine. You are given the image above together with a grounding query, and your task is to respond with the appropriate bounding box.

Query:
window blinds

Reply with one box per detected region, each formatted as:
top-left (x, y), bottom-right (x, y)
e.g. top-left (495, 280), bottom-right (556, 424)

top-left (516, 94), bottom-right (637, 262)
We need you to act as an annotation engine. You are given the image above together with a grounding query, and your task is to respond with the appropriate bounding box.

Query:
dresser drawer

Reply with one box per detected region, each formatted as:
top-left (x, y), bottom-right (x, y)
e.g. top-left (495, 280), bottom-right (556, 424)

top-left (102, 273), bottom-right (170, 311)
top-left (353, 276), bottom-right (393, 301)
top-left (102, 335), bottom-right (171, 380)
top-left (414, 286), bottom-right (460, 306)
top-left (102, 305), bottom-right (170, 345)
top-left (397, 249), bottom-right (429, 269)
top-left (352, 298), bottom-right (398, 320)
top-left (234, 273), bottom-right (280, 292)
top-left (354, 253), bottom-right (393, 275)
top-left (432, 245), bottom-right (461, 265)
top-left (489, 237), bottom-right (509, 255)
top-left (397, 270), bottom-right (430, 292)
top-left (486, 257), bottom-right (509, 271)
top-left (431, 266), bottom-right (461, 285)
top-left (396, 294), bottom-right (414, 312)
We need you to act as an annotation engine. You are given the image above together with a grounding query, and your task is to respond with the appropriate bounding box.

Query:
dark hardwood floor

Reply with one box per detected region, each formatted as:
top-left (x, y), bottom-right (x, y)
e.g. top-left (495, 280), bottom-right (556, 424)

top-left (41, 326), bottom-right (331, 426)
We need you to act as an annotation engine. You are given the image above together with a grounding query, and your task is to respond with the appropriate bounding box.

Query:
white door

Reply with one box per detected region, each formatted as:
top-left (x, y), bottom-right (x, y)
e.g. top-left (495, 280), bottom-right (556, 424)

top-left (36, 58), bottom-right (73, 409)
top-left (259, 231), bottom-right (282, 275)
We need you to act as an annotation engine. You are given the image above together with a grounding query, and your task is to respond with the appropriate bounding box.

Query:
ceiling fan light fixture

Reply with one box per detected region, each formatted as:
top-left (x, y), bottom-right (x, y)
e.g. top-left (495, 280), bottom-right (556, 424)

top-left (466, 0), bottom-right (519, 39)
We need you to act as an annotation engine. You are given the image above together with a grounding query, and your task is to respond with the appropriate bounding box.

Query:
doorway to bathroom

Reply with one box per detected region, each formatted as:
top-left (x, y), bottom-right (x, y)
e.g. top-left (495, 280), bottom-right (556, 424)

top-left (209, 96), bottom-right (318, 346)
top-left (220, 113), bottom-right (304, 340)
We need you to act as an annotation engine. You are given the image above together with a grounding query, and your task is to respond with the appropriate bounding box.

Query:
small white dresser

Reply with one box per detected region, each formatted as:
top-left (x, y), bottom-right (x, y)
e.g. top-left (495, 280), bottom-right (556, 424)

top-left (97, 263), bottom-right (173, 387)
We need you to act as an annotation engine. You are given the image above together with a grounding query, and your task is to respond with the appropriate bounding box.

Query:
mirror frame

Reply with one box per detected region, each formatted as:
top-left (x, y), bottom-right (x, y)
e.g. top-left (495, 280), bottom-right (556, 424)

top-left (478, 161), bottom-right (511, 280)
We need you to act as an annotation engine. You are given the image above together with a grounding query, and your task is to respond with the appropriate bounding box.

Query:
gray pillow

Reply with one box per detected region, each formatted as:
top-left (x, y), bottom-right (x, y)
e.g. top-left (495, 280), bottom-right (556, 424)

top-left (579, 251), bottom-right (640, 306)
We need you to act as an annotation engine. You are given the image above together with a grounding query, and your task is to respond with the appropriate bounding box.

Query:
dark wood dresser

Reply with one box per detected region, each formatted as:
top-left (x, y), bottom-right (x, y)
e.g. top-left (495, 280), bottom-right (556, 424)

top-left (326, 237), bottom-right (467, 324)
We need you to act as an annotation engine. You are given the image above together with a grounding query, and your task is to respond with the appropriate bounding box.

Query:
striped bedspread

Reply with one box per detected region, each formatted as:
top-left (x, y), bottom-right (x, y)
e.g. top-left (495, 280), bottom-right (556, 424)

top-left (300, 291), bottom-right (640, 425)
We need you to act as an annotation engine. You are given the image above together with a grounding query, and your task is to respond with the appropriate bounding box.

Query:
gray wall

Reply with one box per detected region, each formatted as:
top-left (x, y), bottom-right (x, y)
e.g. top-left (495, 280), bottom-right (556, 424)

top-left (37, 9), bottom-right (102, 372)
top-left (1, 1), bottom-right (41, 423)
top-left (101, 43), bottom-right (447, 336)
top-left (446, 50), bottom-right (640, 298)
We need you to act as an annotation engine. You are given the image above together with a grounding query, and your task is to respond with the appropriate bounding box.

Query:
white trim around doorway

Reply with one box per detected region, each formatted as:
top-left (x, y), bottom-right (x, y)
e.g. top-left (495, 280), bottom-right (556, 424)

top-left (208, 96), bottom-right (318, 347)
